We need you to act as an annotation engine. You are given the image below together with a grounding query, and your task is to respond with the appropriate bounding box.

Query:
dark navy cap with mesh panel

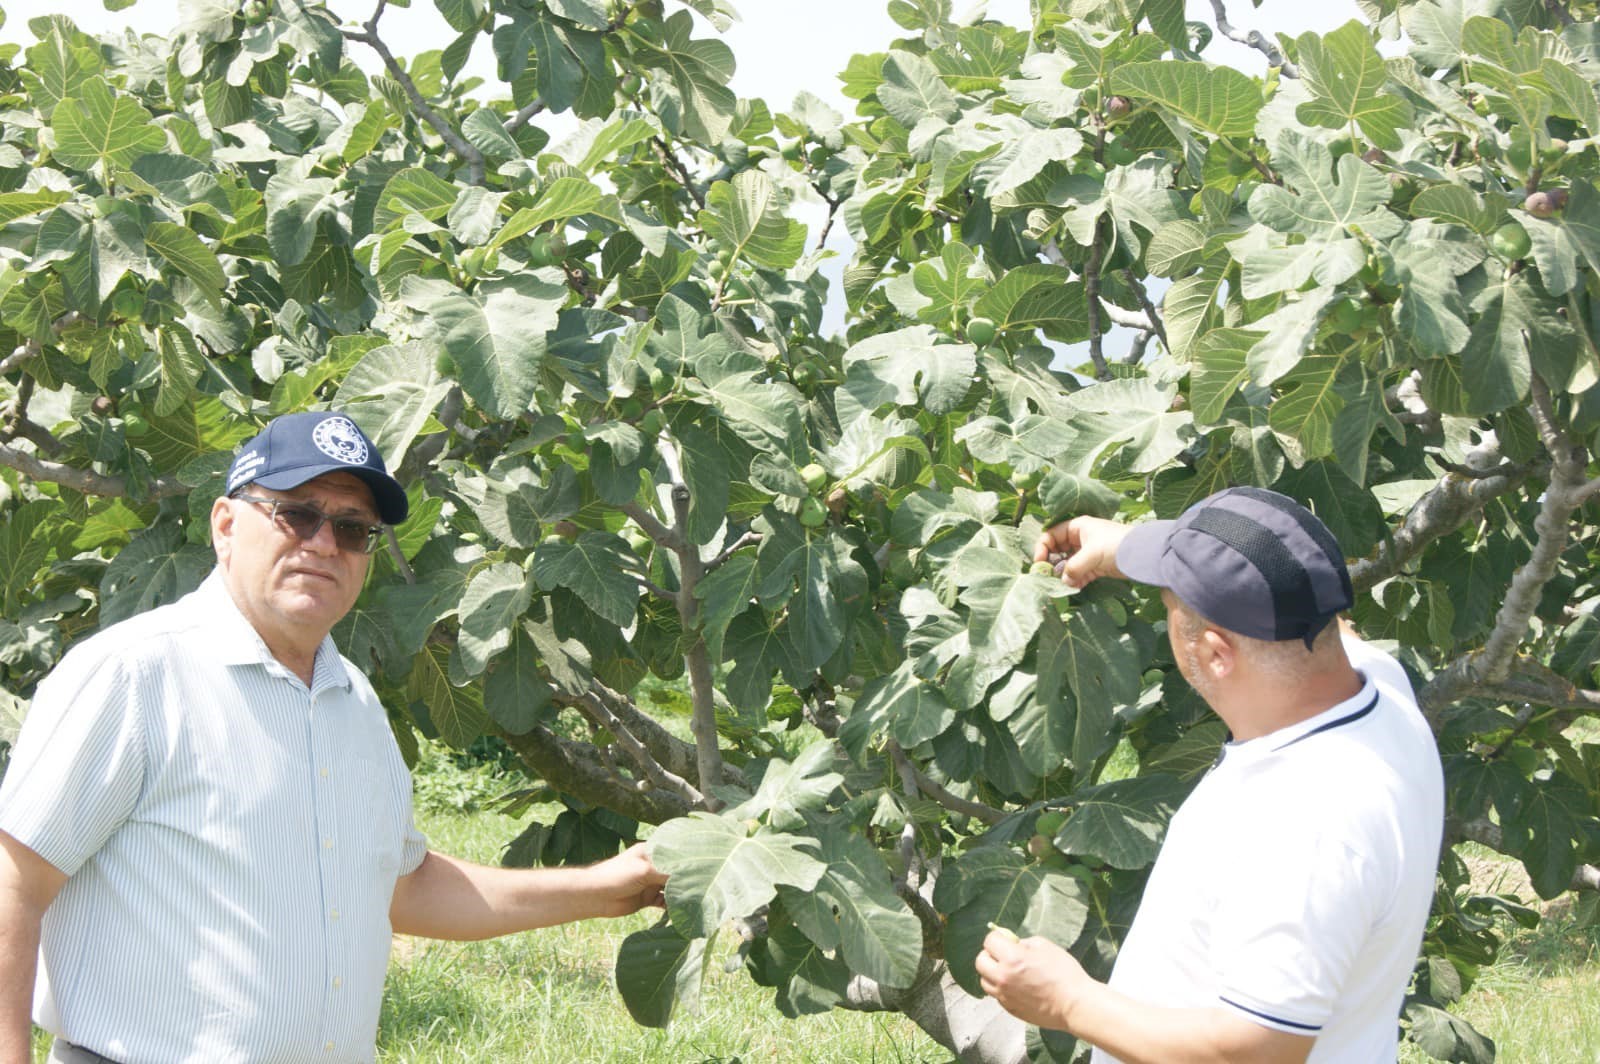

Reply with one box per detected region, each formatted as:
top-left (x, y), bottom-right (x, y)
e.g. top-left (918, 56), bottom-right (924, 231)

top-left (1115, 487), bottom-right (1352, 648)
top-left (225, 411), bottom-right (408, 525)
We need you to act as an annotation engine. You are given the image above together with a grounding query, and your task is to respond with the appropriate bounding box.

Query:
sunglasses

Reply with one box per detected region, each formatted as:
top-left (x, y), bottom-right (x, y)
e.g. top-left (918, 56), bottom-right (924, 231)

top-left (232, 493), bottom-right (385, 554)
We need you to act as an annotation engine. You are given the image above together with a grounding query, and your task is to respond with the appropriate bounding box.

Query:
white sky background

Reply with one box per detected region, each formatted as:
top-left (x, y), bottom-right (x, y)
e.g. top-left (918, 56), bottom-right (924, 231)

top-left (1, 0), bottom-right (1371, 339)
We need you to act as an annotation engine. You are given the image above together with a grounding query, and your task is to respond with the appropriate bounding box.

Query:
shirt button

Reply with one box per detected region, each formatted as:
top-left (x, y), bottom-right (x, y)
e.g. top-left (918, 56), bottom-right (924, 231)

top-left (323, 837), bottom-right (334, 850)
top-left (320, 767), bottom-right (330, 778)
top-left (330, 908), bottom-right (340, 921)
top-left (333, 976), bottom-right (343, 989)
top-left (323, 1042), bottom-right (334, 1053)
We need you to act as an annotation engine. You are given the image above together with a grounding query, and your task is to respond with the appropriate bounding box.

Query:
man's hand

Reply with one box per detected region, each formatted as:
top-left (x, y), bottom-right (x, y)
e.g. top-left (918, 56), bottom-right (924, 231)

top-left (584, 842), bottom-right (667, 918)
top-left (1035, 516), bottom-right (1130, 589)
top-left (975, 929), bottom-right (1090, 1032)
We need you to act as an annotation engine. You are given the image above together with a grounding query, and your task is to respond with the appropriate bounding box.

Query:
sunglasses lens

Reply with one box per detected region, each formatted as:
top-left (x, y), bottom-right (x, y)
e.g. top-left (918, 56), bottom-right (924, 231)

top-left (275, 506), bottom-right (324, 540)
top-left (332, 520), bottom-right (378, 553)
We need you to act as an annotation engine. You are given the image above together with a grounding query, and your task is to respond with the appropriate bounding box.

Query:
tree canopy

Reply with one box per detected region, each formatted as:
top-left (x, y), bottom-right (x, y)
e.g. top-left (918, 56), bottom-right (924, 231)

top-left (2, 0), bottom-right (1599, 1060)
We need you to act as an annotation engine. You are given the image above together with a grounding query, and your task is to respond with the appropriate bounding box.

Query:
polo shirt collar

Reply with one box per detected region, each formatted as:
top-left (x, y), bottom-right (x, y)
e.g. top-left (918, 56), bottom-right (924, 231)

top-left (189, 571), bottom-right (353, 692)
top-left (1219, 671), bottom-right (1379, 769)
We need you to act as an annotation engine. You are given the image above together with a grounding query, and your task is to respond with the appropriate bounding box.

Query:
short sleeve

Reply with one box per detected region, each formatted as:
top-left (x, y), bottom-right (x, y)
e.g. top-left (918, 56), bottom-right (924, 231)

top-left (0, 653), bottom-right (146, 875)
top-left (1209, 822), bottom-right (1387, 1036)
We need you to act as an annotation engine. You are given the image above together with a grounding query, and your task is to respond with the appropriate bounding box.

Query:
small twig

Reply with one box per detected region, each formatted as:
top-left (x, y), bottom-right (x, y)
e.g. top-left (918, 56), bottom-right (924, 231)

top-left (0, 340), bottom-right (41, 377)
top-left (633, 572), bottom-right (675, 601)
top-left (1121, 269), bottom-right (1169, 353)
top-left (886, 741), bottom-right (925, 891)
top-left (1096, 298), bottom-right (1156, 333)
top-left (1429, 455), bottom-right (1533, 480)
top-left (902, 757), bottom-right (1006, 826)
top-left (707, 530), bottom-right (761, 572)
top-left (1206, 0), bottom-right (1299, 77)
top-left (1574, 475), bottom-right (1600, 506)
top-left (814, 189), bottom-right (841, 251)
top-left (384, 527), bottom-right (415, 584)
top-left (1124, 330), bottom-right (1153, 366)
top-left (505, 98), bottom-right (546, 135)
top-left (344, 1), bottom-right (486, 185)
top-left (652, 137), bottom-right (707, 211)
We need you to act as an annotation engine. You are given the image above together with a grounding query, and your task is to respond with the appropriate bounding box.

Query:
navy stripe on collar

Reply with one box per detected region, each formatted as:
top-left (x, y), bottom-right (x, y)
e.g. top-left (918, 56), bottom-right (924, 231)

top-left (1272, 690), bottom-right (1379, 753)
top-left (1219, 996), bottom-right (1323, 1032)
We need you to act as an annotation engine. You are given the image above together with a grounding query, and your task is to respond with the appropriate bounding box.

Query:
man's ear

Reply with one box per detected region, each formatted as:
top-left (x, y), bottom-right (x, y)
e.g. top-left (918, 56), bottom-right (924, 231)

top-left (211, 495), bottom-right (235, 563)
top-left (1199, 627), bottom-right (1236, 680)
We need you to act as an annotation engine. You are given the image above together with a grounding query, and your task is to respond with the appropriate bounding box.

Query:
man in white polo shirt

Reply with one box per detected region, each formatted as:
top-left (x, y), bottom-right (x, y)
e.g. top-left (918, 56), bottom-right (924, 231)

top-left (977, 487), bottom-right (1444, 1063)
top-left (0, 412), bottom-right (667, 1064)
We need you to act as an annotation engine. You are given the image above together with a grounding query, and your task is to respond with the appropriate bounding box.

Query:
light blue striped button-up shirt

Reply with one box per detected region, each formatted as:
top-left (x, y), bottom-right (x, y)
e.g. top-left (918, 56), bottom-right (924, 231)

top-left (0, 571), bottom-right (427, 1063)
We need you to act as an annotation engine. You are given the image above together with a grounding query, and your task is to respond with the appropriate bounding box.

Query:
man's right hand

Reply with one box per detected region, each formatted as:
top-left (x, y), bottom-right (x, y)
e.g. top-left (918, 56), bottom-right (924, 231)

top-left (1035, 516), bottom-right (1130, 589)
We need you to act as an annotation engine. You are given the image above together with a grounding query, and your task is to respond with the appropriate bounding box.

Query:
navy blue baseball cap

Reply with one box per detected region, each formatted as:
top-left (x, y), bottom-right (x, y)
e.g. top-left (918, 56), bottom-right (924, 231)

top-left (1115, 487), bottom-right (1352, 648)
top-left (225, 412), bottom-right (409, 525)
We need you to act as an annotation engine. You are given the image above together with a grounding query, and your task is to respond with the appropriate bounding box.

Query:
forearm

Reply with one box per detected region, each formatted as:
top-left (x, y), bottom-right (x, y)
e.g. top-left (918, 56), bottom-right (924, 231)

top-left (0, 902), bottom-right (40, 1064)
top-left (0, 833), bottom-right (58, 1064)
top-left (1065, 983), bottom-right (1311, 1064)
top-left (390, 851), bottom-right (625, 940)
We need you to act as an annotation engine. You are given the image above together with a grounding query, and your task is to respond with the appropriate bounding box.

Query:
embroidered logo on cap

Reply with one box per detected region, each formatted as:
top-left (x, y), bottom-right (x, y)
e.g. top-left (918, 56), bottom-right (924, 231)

top-left (311, 416), bottom-right (369, 465)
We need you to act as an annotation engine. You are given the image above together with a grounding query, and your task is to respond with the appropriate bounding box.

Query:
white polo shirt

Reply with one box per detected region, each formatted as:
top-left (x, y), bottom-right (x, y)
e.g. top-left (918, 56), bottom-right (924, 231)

top-left (0, 572), bottom-right (427, 1063)
top-left (1093, 637), bottom-right (1443, 1062)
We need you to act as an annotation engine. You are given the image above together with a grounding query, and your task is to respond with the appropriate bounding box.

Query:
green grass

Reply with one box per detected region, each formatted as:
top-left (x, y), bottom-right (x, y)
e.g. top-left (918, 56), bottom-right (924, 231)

top-left (378, 796), bottom-right (942, 1064)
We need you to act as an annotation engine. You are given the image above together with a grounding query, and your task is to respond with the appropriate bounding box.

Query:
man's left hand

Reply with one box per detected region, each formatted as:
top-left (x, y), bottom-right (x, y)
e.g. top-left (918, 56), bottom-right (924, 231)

top-left (585, 843), bottom-right (667, 917)
top-left (975, 929), bottom-right (1090, 1032)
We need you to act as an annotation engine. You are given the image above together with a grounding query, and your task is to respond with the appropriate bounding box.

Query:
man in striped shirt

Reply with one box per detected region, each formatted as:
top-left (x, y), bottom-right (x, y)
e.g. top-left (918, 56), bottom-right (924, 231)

top-left (977, 487), bottom-right (1444, 1064)
top-left (0, 412), bottom-right (667, 1064)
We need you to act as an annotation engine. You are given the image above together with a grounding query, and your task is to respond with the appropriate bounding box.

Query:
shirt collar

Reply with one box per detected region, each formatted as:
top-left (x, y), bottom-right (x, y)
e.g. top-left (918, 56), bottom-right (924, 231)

top-left (1217, 669), bottom-right (1378, 770)
top-left (189, 571), bottom-right (352, 692)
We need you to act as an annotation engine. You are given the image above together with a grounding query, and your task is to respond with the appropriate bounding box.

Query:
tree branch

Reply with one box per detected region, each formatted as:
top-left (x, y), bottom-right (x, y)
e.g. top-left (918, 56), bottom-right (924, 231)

top-left (571, 690), bottom-right (708, 808)
top-left (0, 441), bottom-right (185, 499)
top-left (1453, 816), bottom-right (1598, 894)
top-left (621, 500), bottom-right (681, 550)
top-left (1349, 464), bottom-right (1538, 592)
top-left (666, 478), bottom-right (727, 811)
top-left (344, 1), bottom-right (486, 185)
top-left (1422, 654), bottom-right (1600, 733)
top-left (1473, 378), bottom-right (1587, 682)
top-left (891, 743), bottom-right (1007, 826)
top-left (1205, 0), bottom-right (1299, 77)
top-left (498, 722), bottom-right (693, 825)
